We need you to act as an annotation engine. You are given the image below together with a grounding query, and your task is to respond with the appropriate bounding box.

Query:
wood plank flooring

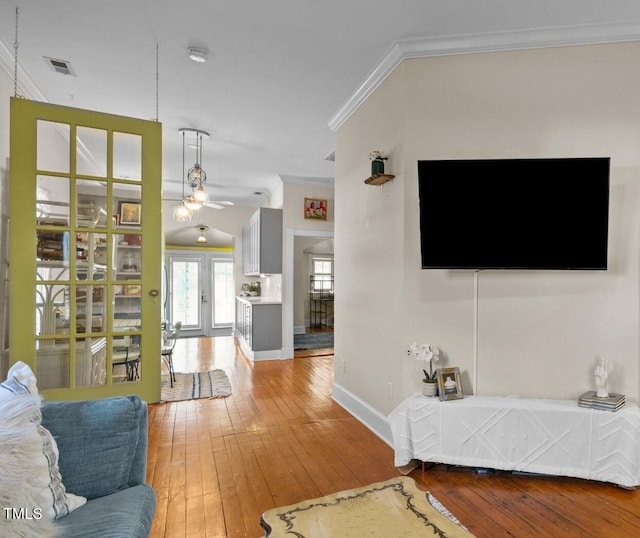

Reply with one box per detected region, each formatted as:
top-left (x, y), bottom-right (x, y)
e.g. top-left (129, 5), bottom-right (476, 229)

top-left (147, 337), bottom-right (640, 537)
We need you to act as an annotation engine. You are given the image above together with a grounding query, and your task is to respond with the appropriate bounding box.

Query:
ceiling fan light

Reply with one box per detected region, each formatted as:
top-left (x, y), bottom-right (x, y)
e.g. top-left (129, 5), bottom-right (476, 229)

top-left (184, 195), bottom-right (202, 211)
top-left (192, 185), bottom-right (209, 205)
top-left (173, 202), bottom-right (193, 222)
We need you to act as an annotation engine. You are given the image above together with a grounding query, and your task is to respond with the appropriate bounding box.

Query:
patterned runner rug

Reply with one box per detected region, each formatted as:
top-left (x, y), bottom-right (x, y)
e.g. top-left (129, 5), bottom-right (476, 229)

top-left (161, 370), bottom-right (232, 402)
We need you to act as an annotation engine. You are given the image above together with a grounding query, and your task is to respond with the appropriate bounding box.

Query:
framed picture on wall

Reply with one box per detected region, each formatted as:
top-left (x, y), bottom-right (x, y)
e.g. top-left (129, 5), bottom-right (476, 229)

top-left (118, 201), bottom-right (141, 226)
top-left (304, 198), bottom-right (327, 221)
top-left (437, 367), bottom-right (463, 401)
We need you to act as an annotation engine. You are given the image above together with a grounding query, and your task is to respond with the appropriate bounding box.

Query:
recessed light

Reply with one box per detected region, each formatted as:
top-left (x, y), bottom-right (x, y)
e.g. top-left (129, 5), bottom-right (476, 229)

top-left (187, 47), bottom-right (208, 63)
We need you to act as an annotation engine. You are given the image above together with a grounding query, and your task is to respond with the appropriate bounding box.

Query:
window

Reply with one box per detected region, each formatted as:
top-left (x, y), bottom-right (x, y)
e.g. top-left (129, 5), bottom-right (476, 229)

top-left (311, 257), bottom-right (333, 292)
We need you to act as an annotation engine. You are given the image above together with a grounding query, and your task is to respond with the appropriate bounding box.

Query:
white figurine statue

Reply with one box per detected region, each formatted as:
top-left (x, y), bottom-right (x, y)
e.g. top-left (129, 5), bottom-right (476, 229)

top-left (594, 357), bottom-right (609, 398)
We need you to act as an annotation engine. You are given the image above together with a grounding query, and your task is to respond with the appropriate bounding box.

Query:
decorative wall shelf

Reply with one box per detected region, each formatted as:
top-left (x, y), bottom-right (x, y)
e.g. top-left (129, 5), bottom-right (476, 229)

top-left (365, 174), bottom-right (395, 186)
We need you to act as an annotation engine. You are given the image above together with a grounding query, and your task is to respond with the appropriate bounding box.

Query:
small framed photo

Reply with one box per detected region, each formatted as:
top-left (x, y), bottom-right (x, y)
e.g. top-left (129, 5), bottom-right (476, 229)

top-left (437, 367), bottom-right (463, 401)
top-left (304, 198), bottom-right (327, 221)
top-left (118, 201), bottom-right (141, 226)
top-left (124, 284), bottom-right (141, 296)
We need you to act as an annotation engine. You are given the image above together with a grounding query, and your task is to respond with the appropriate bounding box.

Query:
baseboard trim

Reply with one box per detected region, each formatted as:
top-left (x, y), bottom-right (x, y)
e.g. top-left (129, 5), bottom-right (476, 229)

top-left (235, 333), bottom-right (287, 361)
top-left (294, 325), bottom-right (306, 335)
top-left (331, 383), bottom-right (393, 447)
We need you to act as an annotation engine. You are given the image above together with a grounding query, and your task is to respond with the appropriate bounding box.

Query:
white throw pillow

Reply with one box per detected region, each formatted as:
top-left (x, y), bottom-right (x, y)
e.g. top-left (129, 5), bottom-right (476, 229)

top-left (0, 361), bottom-right (86, 533)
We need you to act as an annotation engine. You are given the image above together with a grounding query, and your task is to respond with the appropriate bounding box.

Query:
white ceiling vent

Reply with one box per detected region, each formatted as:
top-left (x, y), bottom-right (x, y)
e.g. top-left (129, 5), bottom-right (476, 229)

top-left (44, 57), bottom-right (76, 76)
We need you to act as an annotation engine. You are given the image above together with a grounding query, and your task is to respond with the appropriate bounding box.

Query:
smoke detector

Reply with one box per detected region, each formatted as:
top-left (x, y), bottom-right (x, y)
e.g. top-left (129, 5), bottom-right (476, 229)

top-left (187, 47), bottom-right (208, 63)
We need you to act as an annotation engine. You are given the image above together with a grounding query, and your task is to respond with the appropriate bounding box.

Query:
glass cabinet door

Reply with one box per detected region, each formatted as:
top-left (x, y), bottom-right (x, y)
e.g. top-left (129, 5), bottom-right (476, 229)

top-left (10, 98), bottom-right (162, 402)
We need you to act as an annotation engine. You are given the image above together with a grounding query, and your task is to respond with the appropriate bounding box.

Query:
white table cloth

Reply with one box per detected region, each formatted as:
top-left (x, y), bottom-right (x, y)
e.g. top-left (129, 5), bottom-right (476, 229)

top-left (388, 394), bottom-right (640, 488)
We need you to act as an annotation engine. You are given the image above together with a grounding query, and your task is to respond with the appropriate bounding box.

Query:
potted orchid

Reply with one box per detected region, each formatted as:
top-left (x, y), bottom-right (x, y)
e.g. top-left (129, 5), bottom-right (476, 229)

top-left (369, 150), bottom-right (387, 176)
top-left (408, 342), bottom-right (440, 397)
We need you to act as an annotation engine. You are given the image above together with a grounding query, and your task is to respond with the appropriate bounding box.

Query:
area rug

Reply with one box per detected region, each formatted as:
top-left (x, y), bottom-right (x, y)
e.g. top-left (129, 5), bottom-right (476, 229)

top-left (161, 370), bottom-right (231, 402)
top-left (294, 332), bottom-right (334, 350)
top-left (260, 476), bottom-right (475, 537)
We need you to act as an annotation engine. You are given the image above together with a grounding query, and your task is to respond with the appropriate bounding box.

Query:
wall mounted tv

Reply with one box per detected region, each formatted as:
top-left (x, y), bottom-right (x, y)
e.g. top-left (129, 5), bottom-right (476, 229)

top-left (417, 157), bottom-right (610, 270)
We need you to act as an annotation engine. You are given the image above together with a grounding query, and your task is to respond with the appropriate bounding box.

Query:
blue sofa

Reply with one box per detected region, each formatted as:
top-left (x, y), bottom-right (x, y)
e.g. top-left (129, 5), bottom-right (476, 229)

top-left (41, 395), bottom-right (156, 537)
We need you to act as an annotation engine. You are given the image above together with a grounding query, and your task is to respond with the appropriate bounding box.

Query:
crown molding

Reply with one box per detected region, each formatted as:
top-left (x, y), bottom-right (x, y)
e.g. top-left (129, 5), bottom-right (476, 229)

top-left (328, 21), bottom-right (640, 132)
top-left (280, 174), bottom-right (335, 187)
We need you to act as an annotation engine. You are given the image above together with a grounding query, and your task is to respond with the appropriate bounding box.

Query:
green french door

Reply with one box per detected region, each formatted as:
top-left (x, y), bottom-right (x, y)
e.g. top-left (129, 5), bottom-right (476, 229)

top-left (10, 98), bottom-right (162, 402)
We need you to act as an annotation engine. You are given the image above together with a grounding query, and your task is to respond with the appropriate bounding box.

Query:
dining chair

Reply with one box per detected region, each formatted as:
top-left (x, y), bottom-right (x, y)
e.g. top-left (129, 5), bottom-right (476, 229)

top-left (112, 335), bottom-right (141, 381)
top-left (161, 321), bottom-right (182, 387)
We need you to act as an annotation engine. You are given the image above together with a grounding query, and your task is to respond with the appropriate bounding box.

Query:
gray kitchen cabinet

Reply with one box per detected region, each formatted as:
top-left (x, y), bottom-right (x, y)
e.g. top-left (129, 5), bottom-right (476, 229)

top-left (242, 207), bottom-right (282, 275)
top-left (235, 297), bottom-right (282, 353)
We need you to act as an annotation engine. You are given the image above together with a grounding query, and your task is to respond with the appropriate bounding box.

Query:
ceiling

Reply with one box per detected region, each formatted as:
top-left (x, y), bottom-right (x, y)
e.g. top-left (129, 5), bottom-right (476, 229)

top-left (2, 0), bottom-right (640, 208)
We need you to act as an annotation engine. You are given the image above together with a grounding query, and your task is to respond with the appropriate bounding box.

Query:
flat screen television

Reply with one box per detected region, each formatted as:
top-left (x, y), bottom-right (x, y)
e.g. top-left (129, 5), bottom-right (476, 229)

top-left (417, 157), bottom-right (610, 270)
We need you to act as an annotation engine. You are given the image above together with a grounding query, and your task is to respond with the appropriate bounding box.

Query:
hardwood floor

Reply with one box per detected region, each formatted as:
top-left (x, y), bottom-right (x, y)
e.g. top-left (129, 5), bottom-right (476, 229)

top-left (148, 337), bottom-right (640, 537)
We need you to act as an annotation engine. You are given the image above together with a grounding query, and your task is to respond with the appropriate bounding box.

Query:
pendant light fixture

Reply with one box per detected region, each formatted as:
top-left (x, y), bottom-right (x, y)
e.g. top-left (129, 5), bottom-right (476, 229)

top-left (173, 128), bottom-right (210, 221)
top-left (196, 225), bottom-right (208, 244)
top-left (173, 129), bottom-right (193, 221)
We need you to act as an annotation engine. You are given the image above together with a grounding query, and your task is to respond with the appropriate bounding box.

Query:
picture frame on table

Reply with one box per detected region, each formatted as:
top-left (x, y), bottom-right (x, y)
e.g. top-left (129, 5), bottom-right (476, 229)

top-left (437, 367), bottom-right (463, 401)
top-left (304, 197), bottom-right (327, 221)
top-left (118, 201), bottom-right (141, 226)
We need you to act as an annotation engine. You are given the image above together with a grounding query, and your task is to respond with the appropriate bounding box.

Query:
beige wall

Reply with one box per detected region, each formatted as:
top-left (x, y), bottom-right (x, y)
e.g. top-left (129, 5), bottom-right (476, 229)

top-left (282, 181), bottom-right (334, 231)
top-left (335, 42), bottom-right (640, 416)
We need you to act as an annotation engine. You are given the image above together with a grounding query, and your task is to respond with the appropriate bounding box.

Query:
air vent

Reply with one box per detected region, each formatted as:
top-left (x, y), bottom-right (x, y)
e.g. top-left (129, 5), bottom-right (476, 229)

top-left (44, 57), bottom-right (75, 76)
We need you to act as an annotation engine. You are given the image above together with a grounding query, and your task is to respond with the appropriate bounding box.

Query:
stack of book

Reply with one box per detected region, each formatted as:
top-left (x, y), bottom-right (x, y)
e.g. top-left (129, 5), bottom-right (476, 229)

top-left (578, 391), bottom-right (625, 412)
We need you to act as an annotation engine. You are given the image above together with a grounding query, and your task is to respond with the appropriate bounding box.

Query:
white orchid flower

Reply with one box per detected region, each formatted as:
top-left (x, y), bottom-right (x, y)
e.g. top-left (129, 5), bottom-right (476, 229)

top-left (408, 343), bottom-right (440, 363)
top-left (426, 345), bottom-right (440, 364)
top-left (408, 343), bottom-right (442, 384)
top-left (408, 342), bottom-right (423, 361)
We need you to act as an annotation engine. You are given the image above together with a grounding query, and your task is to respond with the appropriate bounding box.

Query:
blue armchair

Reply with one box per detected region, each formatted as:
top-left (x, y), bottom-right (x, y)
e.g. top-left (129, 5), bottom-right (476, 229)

top-left (41, 395), bottom-right (156, 537)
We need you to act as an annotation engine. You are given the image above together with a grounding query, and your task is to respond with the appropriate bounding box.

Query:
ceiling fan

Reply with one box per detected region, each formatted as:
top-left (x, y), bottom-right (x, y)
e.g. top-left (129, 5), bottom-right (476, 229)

top-left (162, 196), bottom-right (234, 210)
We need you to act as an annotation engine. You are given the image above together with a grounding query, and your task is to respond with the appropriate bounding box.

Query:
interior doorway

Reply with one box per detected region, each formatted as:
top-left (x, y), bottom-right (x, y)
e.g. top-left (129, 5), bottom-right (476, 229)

top-left (284, 229), bottom-right (334, 356)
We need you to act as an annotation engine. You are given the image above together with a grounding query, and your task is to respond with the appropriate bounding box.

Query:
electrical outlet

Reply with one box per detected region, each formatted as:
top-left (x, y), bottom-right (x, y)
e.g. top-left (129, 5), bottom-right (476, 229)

top-left (387, 382), bottom-right (393, 400)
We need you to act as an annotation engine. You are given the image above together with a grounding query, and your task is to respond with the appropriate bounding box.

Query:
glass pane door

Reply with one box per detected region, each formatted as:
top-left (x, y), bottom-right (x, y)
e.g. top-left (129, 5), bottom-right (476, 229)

top-left (170, 257), bottom-right (203, 333)
top-left (10, 98), bottom-right (162, 402)
top-left (212, 259), bottom-right (234, 327)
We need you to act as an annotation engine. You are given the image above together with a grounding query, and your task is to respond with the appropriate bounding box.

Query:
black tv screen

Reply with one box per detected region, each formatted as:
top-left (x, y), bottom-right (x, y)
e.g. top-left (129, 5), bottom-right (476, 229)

top-left (418, 158), bottom-right (610, 270)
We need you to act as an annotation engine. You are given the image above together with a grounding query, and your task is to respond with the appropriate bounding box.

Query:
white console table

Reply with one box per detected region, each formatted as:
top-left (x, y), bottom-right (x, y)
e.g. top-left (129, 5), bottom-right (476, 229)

top-left (388, 394), bottom-right (640, 488)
